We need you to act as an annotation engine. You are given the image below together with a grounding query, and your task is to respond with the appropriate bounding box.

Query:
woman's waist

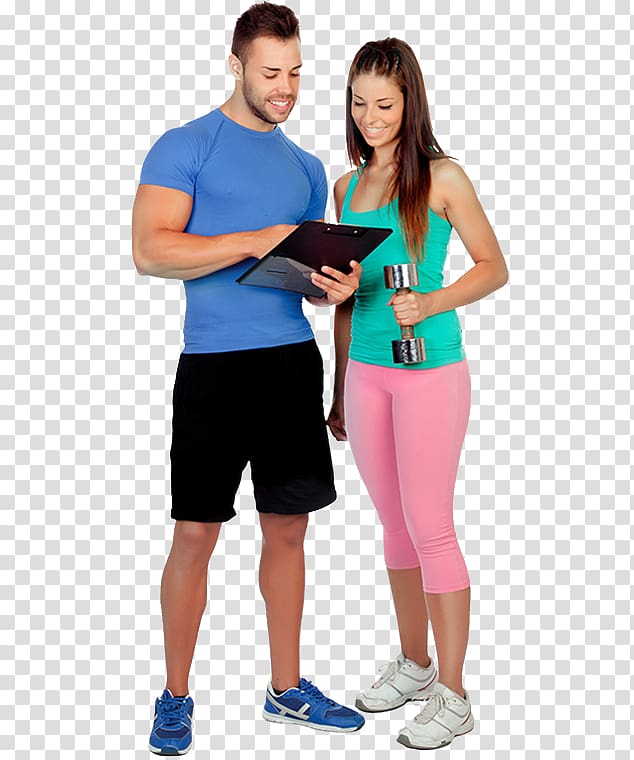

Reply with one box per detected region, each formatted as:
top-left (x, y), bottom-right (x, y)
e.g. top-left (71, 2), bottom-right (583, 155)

top-left (352, 303), bottom-right (462, 336)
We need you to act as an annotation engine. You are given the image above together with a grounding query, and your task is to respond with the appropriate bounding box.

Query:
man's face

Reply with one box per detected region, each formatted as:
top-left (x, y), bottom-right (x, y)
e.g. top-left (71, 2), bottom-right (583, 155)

top-left (239, 35), bottom-right (302, 126)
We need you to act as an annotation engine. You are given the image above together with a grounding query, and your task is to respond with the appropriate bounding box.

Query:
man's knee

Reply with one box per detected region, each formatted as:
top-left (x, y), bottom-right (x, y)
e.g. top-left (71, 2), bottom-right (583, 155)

top-left (260, 513), bottom-right (309, 550)
top-left (171, 520), bottom-right (221, 563)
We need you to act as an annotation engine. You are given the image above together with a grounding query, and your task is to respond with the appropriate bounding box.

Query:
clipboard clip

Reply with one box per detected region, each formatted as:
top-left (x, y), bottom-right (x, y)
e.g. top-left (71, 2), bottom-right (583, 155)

top-left (323, 225), bottom-right (367, 237)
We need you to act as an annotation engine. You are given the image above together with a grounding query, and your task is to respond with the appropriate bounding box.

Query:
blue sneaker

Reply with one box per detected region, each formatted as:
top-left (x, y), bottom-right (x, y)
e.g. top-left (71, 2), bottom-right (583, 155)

top-left (263, 678), bottom-right (365, 733)
top-left (148, 689), bottom-right (194, 755)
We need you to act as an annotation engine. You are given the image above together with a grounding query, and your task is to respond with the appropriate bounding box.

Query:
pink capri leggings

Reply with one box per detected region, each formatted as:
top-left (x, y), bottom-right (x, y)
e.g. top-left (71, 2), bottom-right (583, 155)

top-left (344, 358), bottom-right (471, 594)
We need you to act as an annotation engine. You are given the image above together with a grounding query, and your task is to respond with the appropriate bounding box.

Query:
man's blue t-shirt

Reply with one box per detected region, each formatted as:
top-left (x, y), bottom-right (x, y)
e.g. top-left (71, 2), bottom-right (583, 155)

top-left (139, 109), bottom-right (327, 353)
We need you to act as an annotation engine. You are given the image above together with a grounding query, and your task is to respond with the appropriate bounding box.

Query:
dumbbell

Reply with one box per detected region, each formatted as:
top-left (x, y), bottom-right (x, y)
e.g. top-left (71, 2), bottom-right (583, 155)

top-left (384, 263), bottom-right (426, 364)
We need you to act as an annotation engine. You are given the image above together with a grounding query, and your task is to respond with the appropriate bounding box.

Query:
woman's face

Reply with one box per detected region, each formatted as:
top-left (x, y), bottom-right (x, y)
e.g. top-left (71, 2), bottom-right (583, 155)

top-left (350, 73), bottom-right (404, 150)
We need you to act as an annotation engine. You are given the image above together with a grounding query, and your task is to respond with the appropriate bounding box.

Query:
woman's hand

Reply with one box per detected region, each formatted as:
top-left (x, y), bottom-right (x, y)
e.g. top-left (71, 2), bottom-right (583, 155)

top-left (327, 395), bottom-right (347, 441)
top-left (387, 290), bottom-right (436, 327)
top-left (310, 261), bottom-right (362, 306)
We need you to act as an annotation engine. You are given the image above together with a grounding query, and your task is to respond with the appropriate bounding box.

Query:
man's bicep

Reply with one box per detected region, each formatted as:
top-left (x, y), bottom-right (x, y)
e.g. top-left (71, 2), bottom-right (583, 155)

top-left (303, 160), bottom-right (328, 222)
top-left (132, 185), bottom-right (194, 272)
top-left (133, 184), bottom-right (193, 235)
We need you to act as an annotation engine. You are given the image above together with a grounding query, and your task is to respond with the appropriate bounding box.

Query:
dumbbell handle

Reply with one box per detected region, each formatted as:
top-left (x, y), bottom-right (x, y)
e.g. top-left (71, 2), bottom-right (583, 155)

top-left (385, 263), bottom-right (426, 364)
top-left (395, 286), bottom-right (415, 339)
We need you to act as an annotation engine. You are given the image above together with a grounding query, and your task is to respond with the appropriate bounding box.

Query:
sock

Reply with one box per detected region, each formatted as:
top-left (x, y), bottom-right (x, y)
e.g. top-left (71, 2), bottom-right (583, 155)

top-left (271, 683), bottom-right (299, 696)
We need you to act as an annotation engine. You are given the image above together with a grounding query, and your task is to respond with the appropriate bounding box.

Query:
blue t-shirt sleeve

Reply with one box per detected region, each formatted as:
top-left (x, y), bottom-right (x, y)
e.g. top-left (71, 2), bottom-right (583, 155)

top-left (302, 157), bottom-right (328, 221)
top-left (139, 127), bottom-right (200, 196)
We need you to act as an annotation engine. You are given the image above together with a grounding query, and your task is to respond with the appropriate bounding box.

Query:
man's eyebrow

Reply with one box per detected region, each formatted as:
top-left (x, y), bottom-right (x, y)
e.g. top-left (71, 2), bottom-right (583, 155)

top-left (261, 63), bottom-right (303, 71)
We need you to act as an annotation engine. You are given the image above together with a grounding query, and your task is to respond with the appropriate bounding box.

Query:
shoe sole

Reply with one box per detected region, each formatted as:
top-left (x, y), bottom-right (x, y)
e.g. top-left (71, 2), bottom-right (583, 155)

top-left (355, 694), bottom-right (417, 713)
top-left (148, 742), bottom-right (192, 756)
top-left (149, 721), bottom-right (193, 757)
top-left (355, 673), bottom-right (438, 713)
top-left (396, 715), bottom-right (474, 750)
top-left (262, 709), bottom-right (364, 733)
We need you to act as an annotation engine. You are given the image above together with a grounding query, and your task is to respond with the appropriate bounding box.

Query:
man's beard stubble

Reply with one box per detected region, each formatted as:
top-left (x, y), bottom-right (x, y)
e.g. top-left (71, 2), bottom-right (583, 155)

top-left (242, 76), bottom-right (295, 126)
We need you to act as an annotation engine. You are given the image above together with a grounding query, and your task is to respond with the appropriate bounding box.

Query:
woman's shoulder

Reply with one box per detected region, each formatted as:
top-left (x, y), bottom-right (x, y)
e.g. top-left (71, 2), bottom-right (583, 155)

top-left (334, 169), bottom-right (356, 194)
top-left (430, 155), bottom-right (465, 183)
top-left (333, 170), bottom-right (357, 211)
top-left (430, 156), bottom-right (474, 202)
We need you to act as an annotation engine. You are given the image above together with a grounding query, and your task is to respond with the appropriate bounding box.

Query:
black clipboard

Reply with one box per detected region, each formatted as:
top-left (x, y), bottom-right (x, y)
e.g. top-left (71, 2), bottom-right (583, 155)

top-left (236, 220), bottom-right (393, 297)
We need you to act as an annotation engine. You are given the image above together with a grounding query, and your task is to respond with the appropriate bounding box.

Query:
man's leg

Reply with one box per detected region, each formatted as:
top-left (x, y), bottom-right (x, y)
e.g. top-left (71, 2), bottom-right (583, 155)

top-left (257, 509), bottom-right (364, 734)
top-left (258, 512), bottom-right (308, 692)
top-left (252, 342), bottom-right (362, 731)
top-left (161, 520), bottom-right (222, 696)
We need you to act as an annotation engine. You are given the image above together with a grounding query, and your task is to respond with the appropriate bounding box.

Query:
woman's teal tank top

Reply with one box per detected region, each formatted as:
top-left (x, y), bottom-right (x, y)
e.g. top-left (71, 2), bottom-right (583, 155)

top-left (340, 168), bottom-right (465, 370)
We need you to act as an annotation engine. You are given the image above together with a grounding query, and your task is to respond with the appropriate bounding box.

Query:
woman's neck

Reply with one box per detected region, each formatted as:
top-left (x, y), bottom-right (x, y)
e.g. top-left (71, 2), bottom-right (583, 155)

top-left (367, 141), bottom-right (398, 172)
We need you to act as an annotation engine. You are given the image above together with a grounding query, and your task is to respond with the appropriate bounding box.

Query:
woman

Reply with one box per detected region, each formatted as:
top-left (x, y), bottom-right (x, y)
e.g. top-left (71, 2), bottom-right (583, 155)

top-left (328, 39), bottom-right (508, 750)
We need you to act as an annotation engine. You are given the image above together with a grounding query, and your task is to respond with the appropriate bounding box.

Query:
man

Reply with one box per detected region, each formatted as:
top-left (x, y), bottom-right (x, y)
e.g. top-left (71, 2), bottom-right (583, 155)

top-left (132, 3), bottom-right (364, 755)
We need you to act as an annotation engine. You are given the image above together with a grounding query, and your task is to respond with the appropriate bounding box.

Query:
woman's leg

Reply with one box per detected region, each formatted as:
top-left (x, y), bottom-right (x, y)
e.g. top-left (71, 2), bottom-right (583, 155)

top-left (425, 588), bottom-right (471, 696)
top-left (387, 568), bottom-right (431, 667)
top-left (390, 360), bottom-right (471, 695)
top-left (345, 360), bottom-right (430, 665)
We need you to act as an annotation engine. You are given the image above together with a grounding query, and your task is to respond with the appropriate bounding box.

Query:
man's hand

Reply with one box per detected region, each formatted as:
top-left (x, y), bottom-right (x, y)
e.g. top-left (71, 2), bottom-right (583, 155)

top-left (253, 224), bottom-right (298, 259)
top-left (310, 261), bottom-right (362, 306)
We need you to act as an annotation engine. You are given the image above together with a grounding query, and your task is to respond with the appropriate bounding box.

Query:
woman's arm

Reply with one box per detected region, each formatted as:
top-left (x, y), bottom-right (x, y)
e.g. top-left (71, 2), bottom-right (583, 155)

top-left (327, 298), bottom-right (353, 440)
top-left (326, 171), bottom-right (356, 440)
top-left (304, 172), bottom-right (362, 306)
top-left (389, 160), bottom-right (508, 327)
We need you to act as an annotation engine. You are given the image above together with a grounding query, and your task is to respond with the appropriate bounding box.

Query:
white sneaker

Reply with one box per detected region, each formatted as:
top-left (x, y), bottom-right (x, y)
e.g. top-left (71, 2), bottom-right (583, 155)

top-left (397, 682), bottom-right (474, 749)
top-left (355, 653), bottom-right (437, 712)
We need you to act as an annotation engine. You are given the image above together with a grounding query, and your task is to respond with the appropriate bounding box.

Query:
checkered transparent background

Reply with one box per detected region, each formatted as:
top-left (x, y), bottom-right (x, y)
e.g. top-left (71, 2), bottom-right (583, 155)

top-left (1, 1), bottom-right (633, 757)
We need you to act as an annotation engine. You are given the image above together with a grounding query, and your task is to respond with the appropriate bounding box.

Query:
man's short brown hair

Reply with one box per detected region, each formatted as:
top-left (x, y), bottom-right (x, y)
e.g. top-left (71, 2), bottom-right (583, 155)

top-left (231, 2), bottom-right (300, 62)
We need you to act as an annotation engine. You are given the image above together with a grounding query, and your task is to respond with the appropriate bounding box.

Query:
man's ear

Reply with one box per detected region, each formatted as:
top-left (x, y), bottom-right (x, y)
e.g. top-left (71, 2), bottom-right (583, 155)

top-left (228, 54), bottom-right (242, 81)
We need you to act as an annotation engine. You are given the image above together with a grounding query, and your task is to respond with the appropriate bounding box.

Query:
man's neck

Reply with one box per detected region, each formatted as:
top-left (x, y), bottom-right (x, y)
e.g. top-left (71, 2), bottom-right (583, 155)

top-left (220, 93), bottom-right (276, 133)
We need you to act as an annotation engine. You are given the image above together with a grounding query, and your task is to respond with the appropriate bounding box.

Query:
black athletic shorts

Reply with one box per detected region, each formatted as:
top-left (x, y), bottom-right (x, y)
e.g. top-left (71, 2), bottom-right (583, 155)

top-left (169, 339), bottom-right (336, 522)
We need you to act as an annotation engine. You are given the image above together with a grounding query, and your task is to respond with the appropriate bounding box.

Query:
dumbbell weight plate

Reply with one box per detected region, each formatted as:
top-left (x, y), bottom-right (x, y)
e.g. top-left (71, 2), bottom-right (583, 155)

top-left (392, 337), bottom-right (426, 364)
top-left (384, 263), bottom-right (419, 289)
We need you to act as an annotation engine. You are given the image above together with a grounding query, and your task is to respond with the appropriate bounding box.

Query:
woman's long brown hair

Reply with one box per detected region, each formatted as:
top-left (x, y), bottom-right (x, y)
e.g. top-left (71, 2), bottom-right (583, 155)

top-left (346, 38), bottom-right (447, 261)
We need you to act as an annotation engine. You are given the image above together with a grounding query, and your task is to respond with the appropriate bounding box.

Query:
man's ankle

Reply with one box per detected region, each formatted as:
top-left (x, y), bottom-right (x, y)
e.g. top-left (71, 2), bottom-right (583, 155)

top-left (165, 686), bottom-right (189, 698)
top-left (271, 681), bottom-right (299, 695)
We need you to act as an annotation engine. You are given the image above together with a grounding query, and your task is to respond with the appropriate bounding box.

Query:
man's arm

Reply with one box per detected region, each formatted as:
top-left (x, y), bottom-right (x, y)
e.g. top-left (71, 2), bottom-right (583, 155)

top-left (131, 184), bottom-right (295, 280)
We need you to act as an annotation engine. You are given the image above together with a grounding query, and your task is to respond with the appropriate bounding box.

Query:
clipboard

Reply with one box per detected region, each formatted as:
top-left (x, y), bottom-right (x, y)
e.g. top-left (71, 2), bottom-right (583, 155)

top-left (236, 220), bottom-right (393, 297)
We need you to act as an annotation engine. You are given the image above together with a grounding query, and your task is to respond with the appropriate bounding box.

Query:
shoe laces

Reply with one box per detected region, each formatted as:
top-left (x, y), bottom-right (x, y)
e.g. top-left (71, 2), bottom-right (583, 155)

top-left (414, 691), bottom-right (447, 723)
top-left (158, 696), bottom-right (189, 726)
top-left (298, 680), bottom-right (338, 708)
top-left (372, 656), bottom-right (402, 688)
